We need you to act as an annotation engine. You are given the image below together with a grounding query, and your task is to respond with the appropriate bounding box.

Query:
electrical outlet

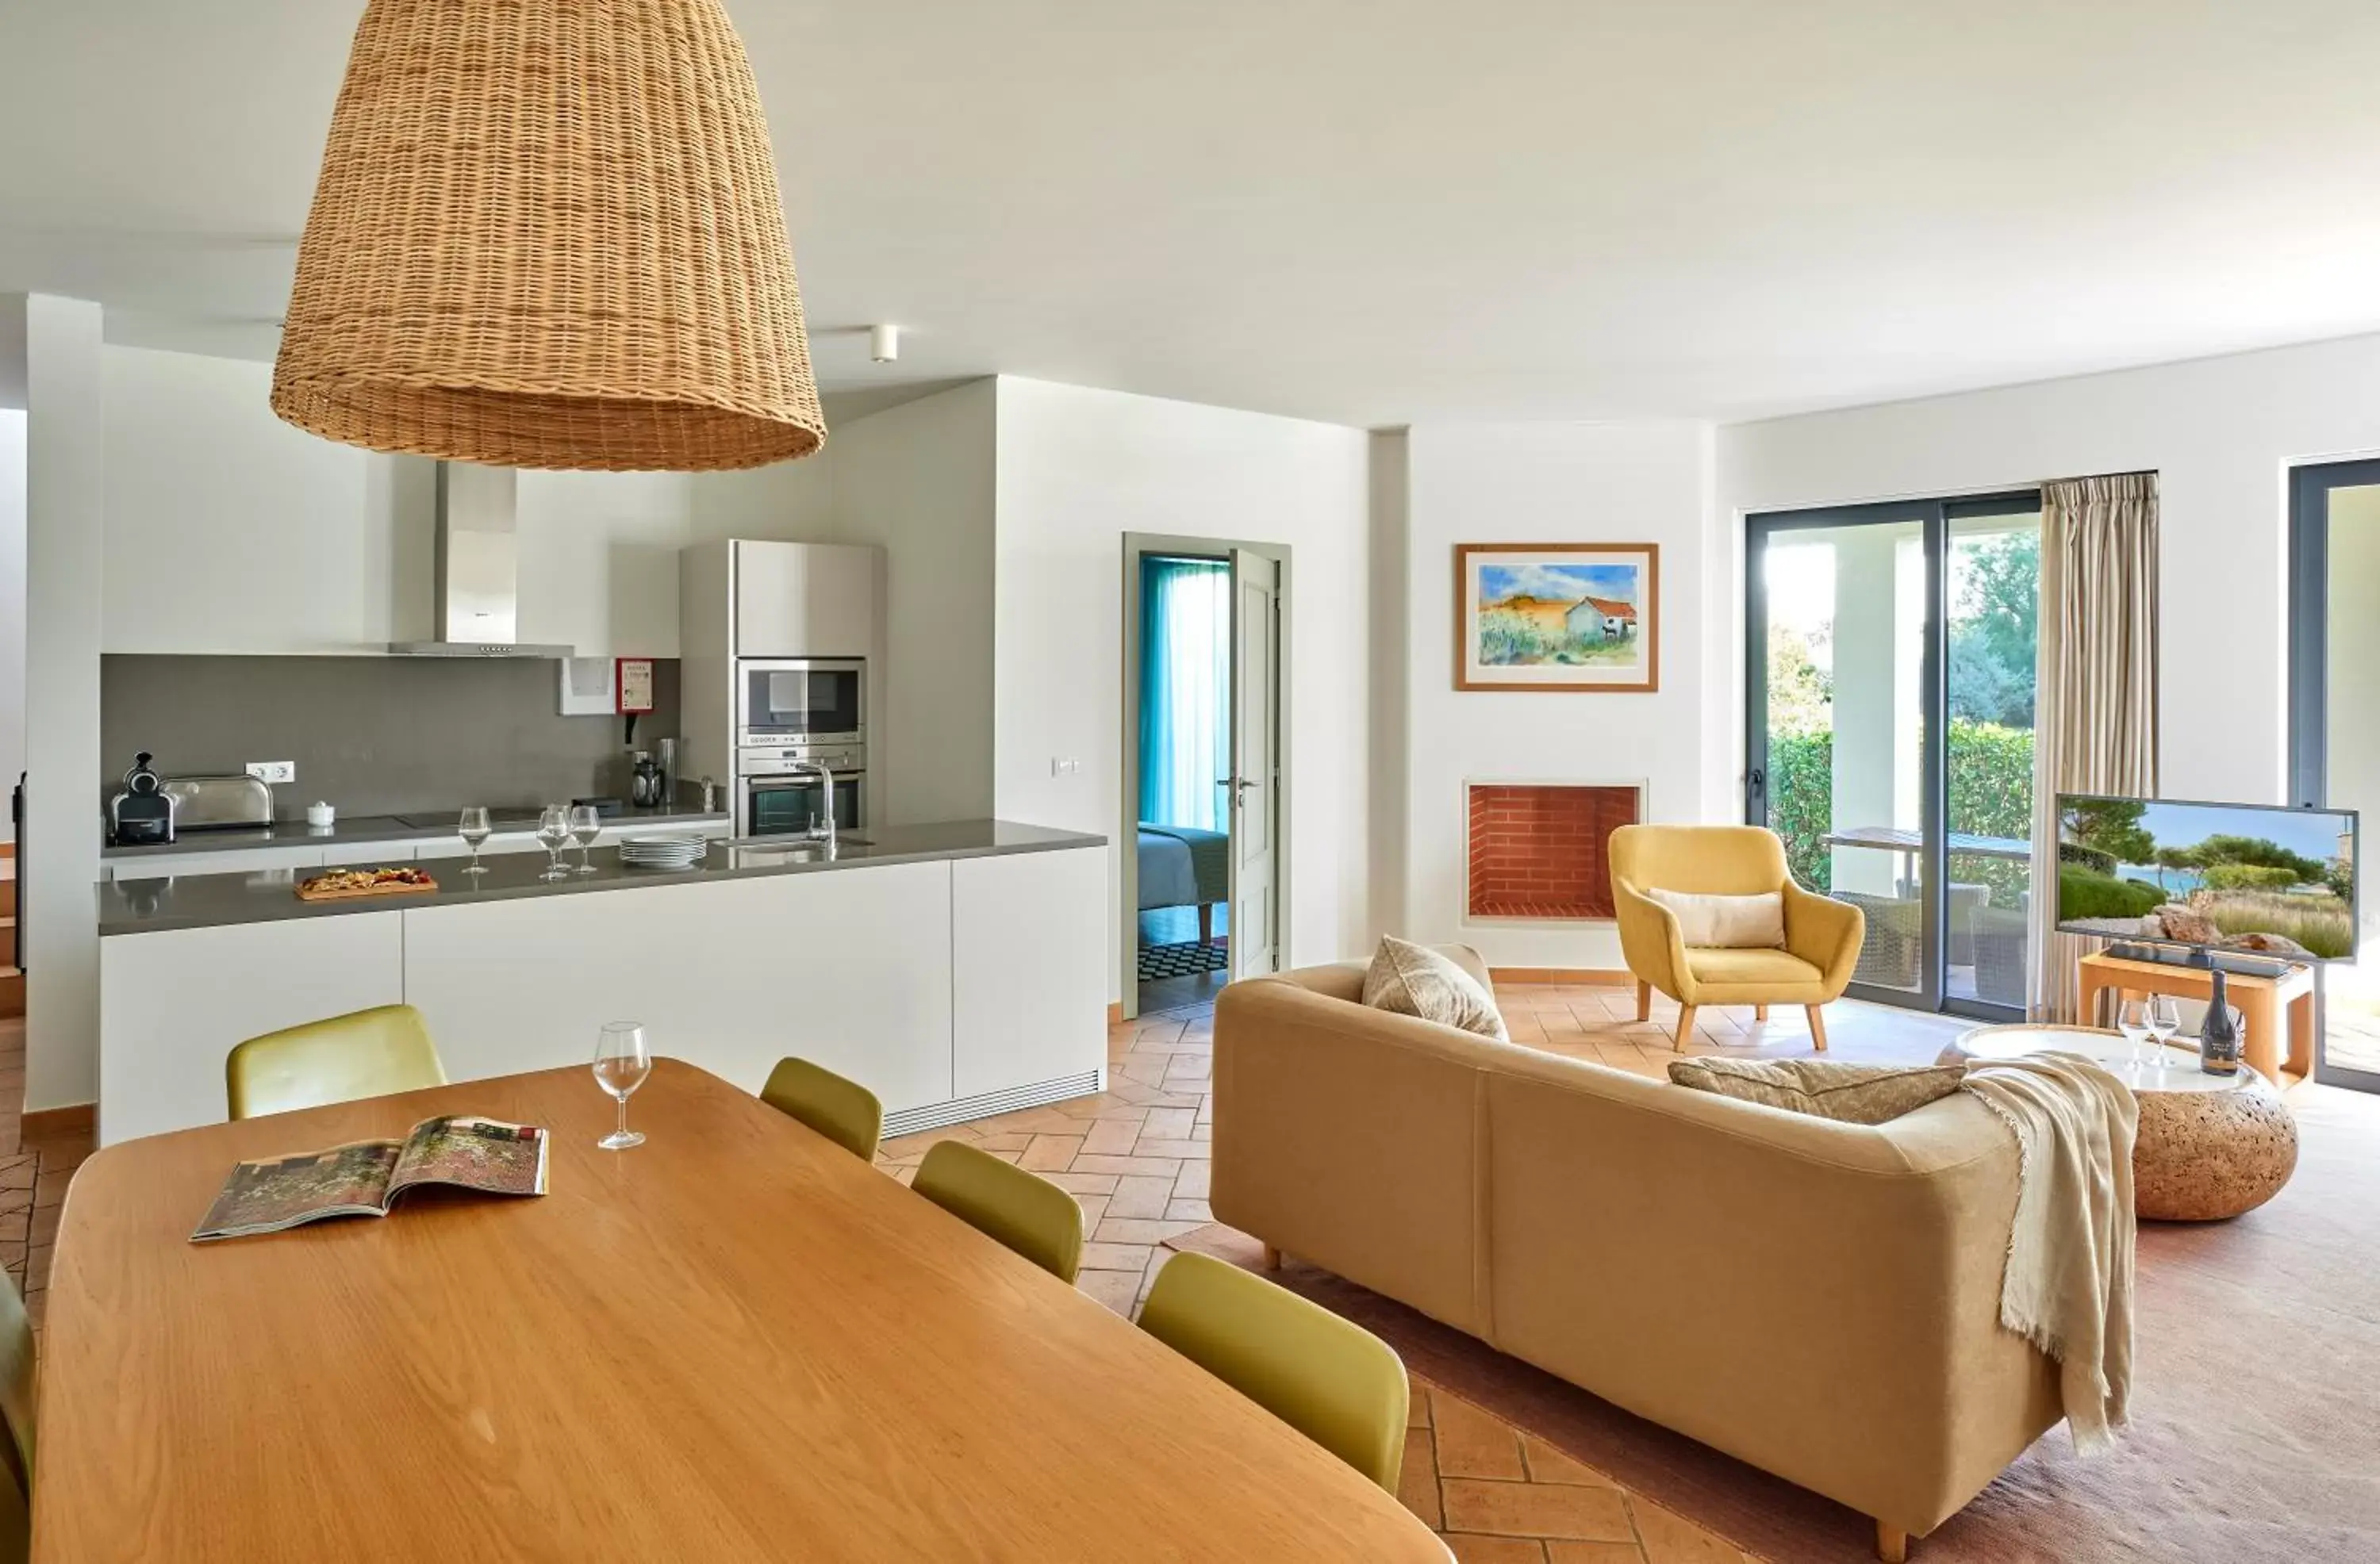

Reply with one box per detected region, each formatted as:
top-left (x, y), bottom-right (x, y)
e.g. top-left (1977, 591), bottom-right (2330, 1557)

top-left (244, 761), bottom-right (296, 785)
top-left (1050, 757), bottom-right (1082, 777)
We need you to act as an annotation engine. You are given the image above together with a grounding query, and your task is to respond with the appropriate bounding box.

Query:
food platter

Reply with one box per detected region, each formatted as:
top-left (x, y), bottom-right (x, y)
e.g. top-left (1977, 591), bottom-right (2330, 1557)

top-left (294, 866), bottom-right (439, 903)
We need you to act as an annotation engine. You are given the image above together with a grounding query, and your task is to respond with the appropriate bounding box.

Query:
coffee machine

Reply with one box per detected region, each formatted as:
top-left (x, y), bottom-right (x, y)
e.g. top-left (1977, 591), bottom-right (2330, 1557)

top-left (109, 753), bottom-right (176, 845)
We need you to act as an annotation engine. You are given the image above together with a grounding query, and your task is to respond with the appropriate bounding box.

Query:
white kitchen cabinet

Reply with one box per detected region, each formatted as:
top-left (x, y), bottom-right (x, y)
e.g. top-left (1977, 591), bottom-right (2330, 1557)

top-left (399, 861), bottom-right (956, 1114)
top-left (950, 847), bottom-right (1107, 1099)
top-left (98, 911), bottom-right (405, 1143)
top-left (733, 539), bottom-right (880, 658)
top-left (107, 844), bottom-right (328, 884)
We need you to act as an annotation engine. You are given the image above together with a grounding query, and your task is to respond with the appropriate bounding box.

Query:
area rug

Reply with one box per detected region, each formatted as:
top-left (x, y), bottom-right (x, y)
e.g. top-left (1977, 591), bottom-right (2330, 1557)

top-left (1172, 1082), bottom-right (2380, 1562)
top-left (1137, 939), bottom-right (1227, 981)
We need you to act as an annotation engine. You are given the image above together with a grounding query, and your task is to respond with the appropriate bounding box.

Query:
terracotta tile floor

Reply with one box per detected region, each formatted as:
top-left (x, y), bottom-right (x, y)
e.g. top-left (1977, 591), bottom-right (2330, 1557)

top-left (870, 980), bottom-right (1964, 1561)
top-left (0, 1017), bottom-right (94, 1339)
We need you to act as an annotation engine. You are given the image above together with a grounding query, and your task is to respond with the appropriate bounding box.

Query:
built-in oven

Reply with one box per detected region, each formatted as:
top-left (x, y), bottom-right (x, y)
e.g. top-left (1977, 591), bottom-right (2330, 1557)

top-left (739, 743), bottom-right (864, 838)
top-left (738, 657), bottom-right (865, 749)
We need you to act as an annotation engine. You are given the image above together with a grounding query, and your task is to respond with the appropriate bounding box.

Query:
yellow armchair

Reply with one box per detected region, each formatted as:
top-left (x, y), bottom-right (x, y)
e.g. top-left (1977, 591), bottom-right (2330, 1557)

top-left (1609, 825), bottom-right (1864, 1052)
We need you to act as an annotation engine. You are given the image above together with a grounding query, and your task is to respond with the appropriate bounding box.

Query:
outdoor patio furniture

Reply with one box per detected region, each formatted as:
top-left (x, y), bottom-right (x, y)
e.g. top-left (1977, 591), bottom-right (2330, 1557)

top-left (1947, 882), bottom-right (1992, 966)
top-left (1840, 892), bottom-right (1922, 989)
top-left (1972, 907), bottom-right (2029, 1009)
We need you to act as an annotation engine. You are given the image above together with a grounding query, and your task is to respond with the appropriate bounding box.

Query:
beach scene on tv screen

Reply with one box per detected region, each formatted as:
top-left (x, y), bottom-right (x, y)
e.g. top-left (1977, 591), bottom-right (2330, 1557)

top-left (2057, 798), bottom-right (2356, 958)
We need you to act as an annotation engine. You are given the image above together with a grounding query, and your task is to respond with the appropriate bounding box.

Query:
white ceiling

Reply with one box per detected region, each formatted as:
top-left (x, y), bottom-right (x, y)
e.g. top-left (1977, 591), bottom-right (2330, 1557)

top-left (6, 1), bottom-right (2380, 428)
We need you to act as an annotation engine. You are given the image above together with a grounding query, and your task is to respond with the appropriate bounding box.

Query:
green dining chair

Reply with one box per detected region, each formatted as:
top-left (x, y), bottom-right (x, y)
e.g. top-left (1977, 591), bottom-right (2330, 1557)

top-left (0, 1271), bottom-right (36, 1560)
top-left (1138, 1251), bottom-right (1409, 1493)
top-left (758, 1057), bottom-right (884, 1162)
top-left (225, 1003), bottom-right (448, 1121)
top-left (912, 1141), bottom-right (1084, 1283)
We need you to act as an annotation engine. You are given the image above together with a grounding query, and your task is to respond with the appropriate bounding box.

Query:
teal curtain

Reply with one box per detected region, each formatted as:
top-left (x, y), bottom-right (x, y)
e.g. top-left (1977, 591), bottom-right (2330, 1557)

top-left (1140, 557), bottom-right (1231, 831)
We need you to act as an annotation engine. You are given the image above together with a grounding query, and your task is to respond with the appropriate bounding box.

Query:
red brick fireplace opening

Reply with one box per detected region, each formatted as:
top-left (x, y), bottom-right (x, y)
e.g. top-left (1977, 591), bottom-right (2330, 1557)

top-left (1467, 783), bottom-right (1642, 920)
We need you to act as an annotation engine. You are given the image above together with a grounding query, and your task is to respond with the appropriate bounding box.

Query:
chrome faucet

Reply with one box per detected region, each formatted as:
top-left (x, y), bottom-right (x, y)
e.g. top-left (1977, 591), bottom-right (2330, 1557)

top-left (789, 757), bottom-right (837, 853)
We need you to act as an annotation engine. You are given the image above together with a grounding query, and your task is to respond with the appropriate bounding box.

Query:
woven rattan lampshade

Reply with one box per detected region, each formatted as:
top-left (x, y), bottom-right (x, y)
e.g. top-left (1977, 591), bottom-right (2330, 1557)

top-left (271, 0), bottom-right (825, 472)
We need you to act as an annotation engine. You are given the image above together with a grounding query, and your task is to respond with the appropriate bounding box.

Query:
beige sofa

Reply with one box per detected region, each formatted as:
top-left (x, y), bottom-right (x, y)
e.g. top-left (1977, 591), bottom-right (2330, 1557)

top-left (1211, 948), bottom-right (2061, 1562)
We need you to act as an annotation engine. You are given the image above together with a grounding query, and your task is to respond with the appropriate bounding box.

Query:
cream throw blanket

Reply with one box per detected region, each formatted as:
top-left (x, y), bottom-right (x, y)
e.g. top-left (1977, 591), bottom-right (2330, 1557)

top-left (1959, 1052), bottom-right (2139, 1452)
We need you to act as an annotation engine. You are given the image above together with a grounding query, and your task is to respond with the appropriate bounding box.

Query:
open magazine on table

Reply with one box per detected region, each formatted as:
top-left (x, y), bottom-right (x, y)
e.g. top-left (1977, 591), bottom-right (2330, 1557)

top-left (191, 1114), bottom-right (548, 1243)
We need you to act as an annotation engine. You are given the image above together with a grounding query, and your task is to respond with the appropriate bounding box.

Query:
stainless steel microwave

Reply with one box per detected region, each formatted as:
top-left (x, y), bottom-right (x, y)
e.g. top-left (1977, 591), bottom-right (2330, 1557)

top-left (737, 657), bottom-right (864, 747)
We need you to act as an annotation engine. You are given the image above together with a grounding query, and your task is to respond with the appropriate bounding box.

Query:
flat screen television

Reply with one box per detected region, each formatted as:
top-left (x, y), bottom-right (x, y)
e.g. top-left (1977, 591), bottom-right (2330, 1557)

top-left (2055, 794), bottom-right (2359, 964)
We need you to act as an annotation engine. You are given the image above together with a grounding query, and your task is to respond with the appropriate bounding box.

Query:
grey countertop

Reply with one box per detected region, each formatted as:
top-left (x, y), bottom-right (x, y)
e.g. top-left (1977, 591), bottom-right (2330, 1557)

top-left (102, 804), bottom-right (731, 859)
top-left (97, 820), bottom-right (1107, 936)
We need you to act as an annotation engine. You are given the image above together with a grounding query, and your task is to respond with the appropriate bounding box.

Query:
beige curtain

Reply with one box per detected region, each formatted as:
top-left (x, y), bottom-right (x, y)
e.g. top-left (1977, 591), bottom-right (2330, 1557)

top-left (2029, 473), bottom-right (2160, 1022)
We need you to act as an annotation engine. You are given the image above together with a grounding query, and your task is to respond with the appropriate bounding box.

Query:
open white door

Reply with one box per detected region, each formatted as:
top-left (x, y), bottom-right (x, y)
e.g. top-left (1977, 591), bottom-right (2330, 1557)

top-left (1226, 550), bottom-right (1280, 978)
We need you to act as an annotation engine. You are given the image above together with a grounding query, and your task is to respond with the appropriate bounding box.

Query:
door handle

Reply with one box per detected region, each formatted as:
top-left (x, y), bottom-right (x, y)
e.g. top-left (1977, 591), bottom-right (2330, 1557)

top-left (1219, 777), bottom-right (1256, 795)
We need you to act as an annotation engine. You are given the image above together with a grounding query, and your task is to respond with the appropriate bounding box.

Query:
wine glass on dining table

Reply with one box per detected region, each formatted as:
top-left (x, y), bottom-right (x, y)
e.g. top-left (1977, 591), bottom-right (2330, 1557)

top-left (567, 803), bottom-right (603, 874)
top-left (593, 1022), bottom-right (651, 1150)
top-left (536, 805), bottom-right (573, 881)
top-left (457, 807), bottom-right (493, 876)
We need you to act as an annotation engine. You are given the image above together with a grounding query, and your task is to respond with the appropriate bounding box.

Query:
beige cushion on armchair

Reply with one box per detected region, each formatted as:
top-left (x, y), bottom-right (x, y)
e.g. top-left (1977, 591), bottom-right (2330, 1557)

top-left (1645, 888), bottom-right (1787, 949)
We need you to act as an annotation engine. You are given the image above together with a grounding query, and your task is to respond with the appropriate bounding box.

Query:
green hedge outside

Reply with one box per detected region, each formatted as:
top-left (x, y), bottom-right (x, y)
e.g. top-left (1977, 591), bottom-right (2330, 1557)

top-left (1768, 720), bottom-right (2037, 905)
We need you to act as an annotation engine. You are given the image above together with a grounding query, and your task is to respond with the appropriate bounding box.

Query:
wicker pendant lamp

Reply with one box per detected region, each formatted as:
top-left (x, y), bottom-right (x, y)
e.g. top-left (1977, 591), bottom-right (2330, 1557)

top-left (271, 0), bottom-right (826, 472)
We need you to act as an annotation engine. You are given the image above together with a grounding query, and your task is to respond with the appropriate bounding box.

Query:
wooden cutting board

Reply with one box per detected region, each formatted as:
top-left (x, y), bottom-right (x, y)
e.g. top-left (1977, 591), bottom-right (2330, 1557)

top-left (294, 876), bottom-right (439, 903)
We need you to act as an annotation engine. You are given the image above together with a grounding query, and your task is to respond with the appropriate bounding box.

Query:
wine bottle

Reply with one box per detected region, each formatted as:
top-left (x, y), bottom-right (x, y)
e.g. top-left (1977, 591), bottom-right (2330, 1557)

top-left (2200, 968), bottom-right (2242, 1077)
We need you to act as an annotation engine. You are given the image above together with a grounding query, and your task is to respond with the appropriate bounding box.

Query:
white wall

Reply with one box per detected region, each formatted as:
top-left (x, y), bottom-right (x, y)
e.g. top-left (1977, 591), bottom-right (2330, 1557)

top-left (1718, 331), bottom-right (2380, 807)
top-left (806, 381), bottom-right (996, 826)
top-left (1366, 431), bottom-right (1411, 940)
top-left (1397, 422), bottom-right (1715, 968)
top-left (0, 410), bottom-right (24, 841)
top-left (98, 343), bottom-right (839, 658)
top-left (686, 445), bottom-right (836, 546)
top-left (20, 295), bottom-right (106, 1110)
top-left (992, 376), bottom-right (1374, 999)
top-left (104, 345), bottom-right (406, 654)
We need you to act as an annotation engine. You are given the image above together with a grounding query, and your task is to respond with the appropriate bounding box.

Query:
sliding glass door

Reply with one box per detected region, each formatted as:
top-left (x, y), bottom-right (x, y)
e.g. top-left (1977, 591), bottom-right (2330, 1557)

top-left (2289, 461), bottom-right (2380, 1091)
top-left (1747, 493), bottom-right (2041, 1018)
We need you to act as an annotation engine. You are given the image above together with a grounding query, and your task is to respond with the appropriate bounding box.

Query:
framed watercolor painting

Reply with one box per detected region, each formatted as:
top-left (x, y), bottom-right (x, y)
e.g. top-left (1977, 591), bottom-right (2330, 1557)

top-left (1454, 543), bottom-right (1660, 692)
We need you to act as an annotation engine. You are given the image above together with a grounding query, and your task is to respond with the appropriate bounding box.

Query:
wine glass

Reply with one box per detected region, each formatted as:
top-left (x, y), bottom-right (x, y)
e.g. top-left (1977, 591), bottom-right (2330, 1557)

top-left (567, 803), bottom-right (603, 873)
top-left (2116, 998), bottom-right (2152, 1072)
top-left (2145, 995), bottom-right (2183, 1071)
top-left (593, 1022), bottom-right (651, 1150)
top-left (536, 805), bottom-right (573, 881)
top-left (457, 807), bottom-right (493, 876)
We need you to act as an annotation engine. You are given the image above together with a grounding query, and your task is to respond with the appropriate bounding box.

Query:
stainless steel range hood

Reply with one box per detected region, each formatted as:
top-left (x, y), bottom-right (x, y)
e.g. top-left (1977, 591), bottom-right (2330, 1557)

top-left (389, 463), bottom-right (575, 657)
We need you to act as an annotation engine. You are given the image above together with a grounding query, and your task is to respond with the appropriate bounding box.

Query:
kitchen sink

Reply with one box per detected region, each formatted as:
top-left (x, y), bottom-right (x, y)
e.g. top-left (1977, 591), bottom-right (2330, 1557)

top-left (736, 834), bottom-right (869, 864)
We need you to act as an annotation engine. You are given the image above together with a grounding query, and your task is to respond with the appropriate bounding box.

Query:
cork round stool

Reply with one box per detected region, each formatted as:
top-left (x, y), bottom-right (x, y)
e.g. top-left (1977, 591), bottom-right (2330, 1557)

top-left (1944, 1024), bottom-right (2299, 1221)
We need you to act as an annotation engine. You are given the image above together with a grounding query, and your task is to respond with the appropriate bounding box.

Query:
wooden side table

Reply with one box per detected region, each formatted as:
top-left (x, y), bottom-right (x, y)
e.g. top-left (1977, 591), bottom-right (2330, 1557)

top-left (2075, 952), bottom-right (2315, 1087)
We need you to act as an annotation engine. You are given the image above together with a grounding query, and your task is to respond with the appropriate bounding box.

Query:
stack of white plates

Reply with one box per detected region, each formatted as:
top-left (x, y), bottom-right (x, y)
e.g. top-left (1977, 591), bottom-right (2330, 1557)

top-left (617, 835), bottom-right (708, 871)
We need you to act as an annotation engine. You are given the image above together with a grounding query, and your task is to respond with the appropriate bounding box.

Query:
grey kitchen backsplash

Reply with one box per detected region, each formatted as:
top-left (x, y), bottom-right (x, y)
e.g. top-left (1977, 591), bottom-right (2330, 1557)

top-left (101, 655), bottom-right (684, 819)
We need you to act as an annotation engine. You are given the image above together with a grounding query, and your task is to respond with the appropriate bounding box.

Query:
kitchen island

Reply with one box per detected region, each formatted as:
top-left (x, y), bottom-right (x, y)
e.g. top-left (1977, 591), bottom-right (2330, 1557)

top-left (96, 821), bottom-right (1107, 1147)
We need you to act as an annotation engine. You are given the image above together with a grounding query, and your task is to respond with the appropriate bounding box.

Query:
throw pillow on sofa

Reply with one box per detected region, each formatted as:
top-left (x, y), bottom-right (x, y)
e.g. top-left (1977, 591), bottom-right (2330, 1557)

top-left (1645, 888), bottom-right (1786, 949)
top-left (1667, 1056), bottom-right (1964, 1125)
top-left (1361, 937), bottom-right (1509, 1042)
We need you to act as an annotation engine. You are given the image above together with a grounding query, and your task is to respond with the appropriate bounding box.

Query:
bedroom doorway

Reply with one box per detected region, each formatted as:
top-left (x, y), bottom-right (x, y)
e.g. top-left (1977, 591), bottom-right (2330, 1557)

top-left (1120, 537), bottom-right (1289, 1020)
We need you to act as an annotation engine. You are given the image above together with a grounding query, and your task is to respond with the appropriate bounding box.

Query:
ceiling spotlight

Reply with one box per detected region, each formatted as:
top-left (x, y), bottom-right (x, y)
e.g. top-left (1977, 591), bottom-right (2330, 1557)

top-left (869, 324), bottom-right (900, 363)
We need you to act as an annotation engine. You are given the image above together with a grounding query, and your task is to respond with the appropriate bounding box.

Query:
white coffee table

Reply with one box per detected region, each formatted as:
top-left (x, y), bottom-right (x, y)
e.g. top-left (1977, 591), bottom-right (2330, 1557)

top-left (1944, 1024), bottom-right (2298, 1221)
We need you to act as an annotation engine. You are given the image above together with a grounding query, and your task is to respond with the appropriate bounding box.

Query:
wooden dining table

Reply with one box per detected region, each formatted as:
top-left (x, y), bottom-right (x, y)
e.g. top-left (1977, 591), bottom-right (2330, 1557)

top-left (36, 1059), bottom-right (1445, 1561)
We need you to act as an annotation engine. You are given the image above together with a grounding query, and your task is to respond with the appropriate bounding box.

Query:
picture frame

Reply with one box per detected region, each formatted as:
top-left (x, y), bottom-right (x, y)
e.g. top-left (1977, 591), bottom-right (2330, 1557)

top-left (1453, 542), bottom-right (1660, 692)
